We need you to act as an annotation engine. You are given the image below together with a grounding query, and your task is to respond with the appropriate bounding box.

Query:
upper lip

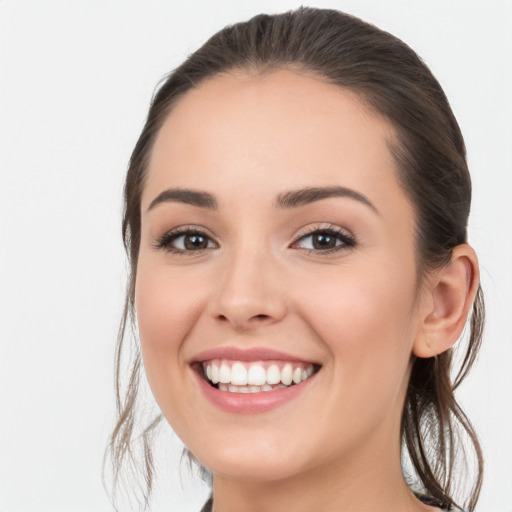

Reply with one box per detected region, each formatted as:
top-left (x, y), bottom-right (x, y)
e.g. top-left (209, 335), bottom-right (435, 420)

top-left (191, 346), bottom-right (319, 364)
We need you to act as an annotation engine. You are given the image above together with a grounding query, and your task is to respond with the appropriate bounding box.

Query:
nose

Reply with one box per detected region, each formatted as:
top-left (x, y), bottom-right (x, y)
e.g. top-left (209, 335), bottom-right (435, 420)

top-left (209, 246), bottom-right (287, 331)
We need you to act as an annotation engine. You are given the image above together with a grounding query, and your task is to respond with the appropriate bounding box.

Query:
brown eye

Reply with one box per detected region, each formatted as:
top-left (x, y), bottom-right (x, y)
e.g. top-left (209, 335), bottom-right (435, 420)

top-left (155, 229), bottom-right (218, 253)
top-left (183, 234), bottom-right (209, 250)
top-left (294, 227), bottom-right (356, 253)
top-left (311, 233), bottom-right (338, 250)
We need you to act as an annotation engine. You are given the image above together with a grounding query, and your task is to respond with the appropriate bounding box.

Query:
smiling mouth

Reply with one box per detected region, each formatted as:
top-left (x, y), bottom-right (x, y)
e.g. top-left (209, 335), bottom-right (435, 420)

top-left (199, 359), bottom-right (321, 393)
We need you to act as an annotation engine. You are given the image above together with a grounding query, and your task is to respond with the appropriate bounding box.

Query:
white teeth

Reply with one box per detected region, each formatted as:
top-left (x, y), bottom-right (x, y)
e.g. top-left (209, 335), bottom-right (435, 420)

top-left (281, 364), bottom-right (293, 386)
top-left (266, 364), bottom-right (281, 385)
top-left (211, 364), bottom-right (220, 384)
top-left (248, 365), bottom-right (267, 385)
top-left (227, 383), bottom-right (287, 394)
top-left (203, 360), bottom-right (317, 391)
top-left (231, 362), bottom-right (248, 385)
top-left (219, 363), bottom-right (231, 384)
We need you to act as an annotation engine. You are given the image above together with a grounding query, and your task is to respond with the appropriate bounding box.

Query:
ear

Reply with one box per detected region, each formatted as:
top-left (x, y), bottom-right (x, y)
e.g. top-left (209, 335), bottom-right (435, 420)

top-left (413, 244), bottom-right (480, 358)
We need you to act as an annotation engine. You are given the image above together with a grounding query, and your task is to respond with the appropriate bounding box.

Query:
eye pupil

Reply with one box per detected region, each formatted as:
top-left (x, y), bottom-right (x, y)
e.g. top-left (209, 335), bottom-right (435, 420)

top-left (184, 234), bottom-right (208, 250)
top-left (313, 233), bottom-right (337, 249)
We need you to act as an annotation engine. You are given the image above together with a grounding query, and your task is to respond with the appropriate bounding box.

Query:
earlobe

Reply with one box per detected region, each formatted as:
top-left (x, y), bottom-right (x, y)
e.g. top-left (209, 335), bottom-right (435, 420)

top-left (413, 244), bottom-right (479, 358)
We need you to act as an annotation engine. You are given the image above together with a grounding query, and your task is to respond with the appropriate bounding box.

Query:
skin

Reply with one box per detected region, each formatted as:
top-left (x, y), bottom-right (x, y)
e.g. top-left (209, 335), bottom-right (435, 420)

top-left (135, 69), bottom-right (477, 512)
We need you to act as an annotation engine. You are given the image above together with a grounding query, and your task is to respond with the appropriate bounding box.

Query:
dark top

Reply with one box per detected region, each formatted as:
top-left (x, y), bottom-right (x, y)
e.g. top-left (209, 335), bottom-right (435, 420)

top-left (200, 493), bottom-right (462, 511)
top-left (200, 495), bottom-right (213, 512)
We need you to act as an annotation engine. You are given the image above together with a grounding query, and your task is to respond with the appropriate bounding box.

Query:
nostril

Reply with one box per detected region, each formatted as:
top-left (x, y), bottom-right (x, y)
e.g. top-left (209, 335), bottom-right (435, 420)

top-left (216, 312), bottom-right (271, 326)
top-left (217, 313), bottom-right (269, 321)
top-left (254, 314), bottom-right (270, 320)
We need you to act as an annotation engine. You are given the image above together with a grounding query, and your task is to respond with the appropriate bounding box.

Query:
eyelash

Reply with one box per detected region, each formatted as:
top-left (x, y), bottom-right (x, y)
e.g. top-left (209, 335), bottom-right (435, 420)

top-left (292, 224), bottom-right (357, 254)
top-left (154, 224), bottom-right (356, 256)
top-left (153, 226), bottom-right (218, 255)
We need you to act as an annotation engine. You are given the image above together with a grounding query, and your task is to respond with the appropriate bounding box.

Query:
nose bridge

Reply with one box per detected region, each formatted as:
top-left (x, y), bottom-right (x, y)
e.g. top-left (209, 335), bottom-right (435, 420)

top-left (211, 234), bottom-right (286, 329)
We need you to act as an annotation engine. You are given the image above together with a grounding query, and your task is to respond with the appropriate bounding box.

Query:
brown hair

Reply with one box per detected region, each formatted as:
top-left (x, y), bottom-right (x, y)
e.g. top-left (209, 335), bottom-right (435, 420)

top-left (105, 7), bottom-right (484, 511)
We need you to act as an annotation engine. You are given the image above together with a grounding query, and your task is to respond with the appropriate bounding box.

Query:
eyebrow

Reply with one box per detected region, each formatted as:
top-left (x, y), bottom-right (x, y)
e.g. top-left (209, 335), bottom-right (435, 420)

top-left (276, 186), bottom-right (379, 213)
top-left (147, 185), bottom-right (378, 214)
top-left (148, 188), bottom-right (218, 211)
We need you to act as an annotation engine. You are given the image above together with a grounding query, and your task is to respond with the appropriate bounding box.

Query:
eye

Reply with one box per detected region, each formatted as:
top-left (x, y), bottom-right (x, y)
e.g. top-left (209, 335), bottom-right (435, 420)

top-left (292, 226), bottom-right (356, 253)
top-left (154, 228), bottom-right (218, 254)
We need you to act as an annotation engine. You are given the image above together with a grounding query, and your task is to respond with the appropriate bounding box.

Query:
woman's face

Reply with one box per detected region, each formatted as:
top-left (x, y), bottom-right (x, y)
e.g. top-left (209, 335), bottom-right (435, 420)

top-left (136, 69), bottom-right (426, 481)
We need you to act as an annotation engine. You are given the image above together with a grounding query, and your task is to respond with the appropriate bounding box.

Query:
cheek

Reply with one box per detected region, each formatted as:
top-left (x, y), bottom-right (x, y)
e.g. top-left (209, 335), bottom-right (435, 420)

top-left (134, 262), bottom-right (206, 405)
top-left (136, 263), bottom-right (204, 348)
top-left (293, 262), bottom-right (418, 450)
top-left (294, 257), bottom-right (418, 385)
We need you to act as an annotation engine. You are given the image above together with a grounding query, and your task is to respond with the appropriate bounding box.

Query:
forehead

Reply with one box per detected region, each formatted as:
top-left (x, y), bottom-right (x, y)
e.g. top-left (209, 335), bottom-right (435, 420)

top-left (143, 69), bottom-right (408, 216)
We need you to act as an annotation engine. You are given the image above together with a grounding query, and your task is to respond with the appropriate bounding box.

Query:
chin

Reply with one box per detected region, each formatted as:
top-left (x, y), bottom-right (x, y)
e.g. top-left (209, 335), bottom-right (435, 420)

top-left (192, 437), bottom-right (312, 483)
top-left (206, 457), bottom-right (306, 483)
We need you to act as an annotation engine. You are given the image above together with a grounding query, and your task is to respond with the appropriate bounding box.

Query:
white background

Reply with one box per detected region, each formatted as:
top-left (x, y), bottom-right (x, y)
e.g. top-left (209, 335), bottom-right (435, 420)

top-left (1, 1), bottom-right (511, 511)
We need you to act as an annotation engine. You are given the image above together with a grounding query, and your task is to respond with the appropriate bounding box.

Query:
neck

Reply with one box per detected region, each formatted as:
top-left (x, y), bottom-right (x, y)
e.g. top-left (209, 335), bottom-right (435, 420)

top-left (210, 433), bottom-right (436, 512)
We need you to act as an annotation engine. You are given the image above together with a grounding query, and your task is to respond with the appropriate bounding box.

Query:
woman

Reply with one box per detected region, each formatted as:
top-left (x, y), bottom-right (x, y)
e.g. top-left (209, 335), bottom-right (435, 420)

top-left (106, 8), bottom-right (484, 512)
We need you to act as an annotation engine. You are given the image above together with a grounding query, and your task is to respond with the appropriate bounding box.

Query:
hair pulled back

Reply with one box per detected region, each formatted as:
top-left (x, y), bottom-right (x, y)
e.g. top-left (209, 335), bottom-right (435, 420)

top-left (106, 8), bottom-right (484, 511)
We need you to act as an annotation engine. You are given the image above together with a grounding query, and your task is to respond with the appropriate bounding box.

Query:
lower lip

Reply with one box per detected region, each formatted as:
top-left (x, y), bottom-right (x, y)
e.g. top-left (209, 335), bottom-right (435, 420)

top-left (194, 369), bottom-right (316, 414)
